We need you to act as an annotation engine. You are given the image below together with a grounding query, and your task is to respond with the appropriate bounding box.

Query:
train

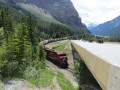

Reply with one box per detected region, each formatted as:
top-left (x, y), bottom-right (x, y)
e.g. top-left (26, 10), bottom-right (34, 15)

top-left (40, 37), bottom-right (69, 68)
top-left (44, 46), bottom-right (69, 68)
top-left (39, 37), bottom-right (68, 45)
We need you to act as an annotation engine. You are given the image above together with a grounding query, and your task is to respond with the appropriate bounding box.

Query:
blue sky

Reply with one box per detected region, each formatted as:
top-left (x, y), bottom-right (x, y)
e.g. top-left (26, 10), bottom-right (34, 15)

top-left (71, 0), bottom-right (120, 27)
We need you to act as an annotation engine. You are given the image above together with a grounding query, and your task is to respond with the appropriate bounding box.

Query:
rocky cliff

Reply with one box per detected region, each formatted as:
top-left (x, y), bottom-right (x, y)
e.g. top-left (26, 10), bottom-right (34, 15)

top-left (12, 0), bottom-right (88, 30)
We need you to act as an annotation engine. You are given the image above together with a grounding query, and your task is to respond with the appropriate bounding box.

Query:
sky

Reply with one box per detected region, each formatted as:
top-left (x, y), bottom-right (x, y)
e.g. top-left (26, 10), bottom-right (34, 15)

top-left (71, 0), bottom-right (120, 27)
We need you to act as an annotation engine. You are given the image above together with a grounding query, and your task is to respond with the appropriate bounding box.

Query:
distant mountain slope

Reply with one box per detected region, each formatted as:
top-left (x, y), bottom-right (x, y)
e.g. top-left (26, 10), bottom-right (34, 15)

top-left (4, 0), bottom-right (88, 31)
top-left (17, 3), bottom-right (62, 24)
top-left (88, 23), bottom-right (97, 30)
top-left (90, 16), bottom-right (120, 37)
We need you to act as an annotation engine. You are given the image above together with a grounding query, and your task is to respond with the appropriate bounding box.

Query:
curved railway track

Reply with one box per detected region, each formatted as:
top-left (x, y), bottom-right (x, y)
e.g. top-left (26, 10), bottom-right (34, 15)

top-left (67, 67), bottom-right (74, 73)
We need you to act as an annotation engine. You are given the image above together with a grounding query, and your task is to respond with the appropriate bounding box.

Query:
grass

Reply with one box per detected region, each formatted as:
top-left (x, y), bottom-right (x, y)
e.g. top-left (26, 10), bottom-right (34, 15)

top-left (37, 69), bottom-right (55, 88)
top-left (26, 68), bottom-right (55, 88)
top-left (18, 3), bottom-right (62, 24)
top-left (56, 72), bottom-right (77, 90)
top-left (0, 82), bottom-right (5, 90)
top-left (47, 61), bottom-right (78, 90)
top-left (52, 41), bottom-right (72, 55)
top-left (53, 41), bottom-right (68, 50)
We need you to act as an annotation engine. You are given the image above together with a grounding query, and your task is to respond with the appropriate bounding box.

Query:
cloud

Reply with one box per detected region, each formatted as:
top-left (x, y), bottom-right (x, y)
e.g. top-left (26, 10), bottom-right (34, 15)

top-left (71, 0), bottom-right (120, 26)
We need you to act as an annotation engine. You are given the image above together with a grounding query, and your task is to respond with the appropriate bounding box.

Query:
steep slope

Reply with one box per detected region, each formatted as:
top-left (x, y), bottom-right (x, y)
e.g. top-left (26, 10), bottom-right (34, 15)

top-left (0, 0), bottom-right (14, 4)
top-left (9, 0), bottom-right (88, 31)
top-left (17, 3), bottom-right (61, 24)
top-left (90, 16), bottom-right (120, 37)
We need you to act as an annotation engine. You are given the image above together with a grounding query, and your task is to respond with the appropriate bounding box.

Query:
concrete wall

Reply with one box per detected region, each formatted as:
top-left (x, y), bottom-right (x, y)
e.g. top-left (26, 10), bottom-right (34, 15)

top-left (71, 44), bottom-right (101, 89)
top-left (71, 40), bottom-right (120, 90)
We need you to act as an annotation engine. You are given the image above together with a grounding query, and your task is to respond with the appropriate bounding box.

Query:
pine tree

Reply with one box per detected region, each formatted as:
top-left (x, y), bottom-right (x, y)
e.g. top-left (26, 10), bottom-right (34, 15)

top-left (27, 13), bottom-right (37, 46)
top-left (39, 45), bottom-right (46, 69)
top-left (0, 7), bottom-right (13, 43)
top-left (17, 20), bottom-right (31, 66)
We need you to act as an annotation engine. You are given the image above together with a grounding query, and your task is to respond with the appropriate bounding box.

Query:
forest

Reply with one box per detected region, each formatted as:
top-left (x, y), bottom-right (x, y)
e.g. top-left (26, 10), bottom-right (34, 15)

top-left (0, 5), bottom-right (47, 77)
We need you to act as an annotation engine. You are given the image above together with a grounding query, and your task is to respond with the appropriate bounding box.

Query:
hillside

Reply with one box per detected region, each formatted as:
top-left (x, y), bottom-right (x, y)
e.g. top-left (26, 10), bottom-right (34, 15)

top-left (0, 0), bottom-right (88, 31)
top-left (90, 16), bottom-right (120, 37)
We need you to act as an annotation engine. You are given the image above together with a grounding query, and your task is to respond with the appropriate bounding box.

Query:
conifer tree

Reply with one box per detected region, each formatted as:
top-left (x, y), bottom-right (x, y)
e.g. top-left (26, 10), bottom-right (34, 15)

top-left (1, 7), bottom-right (13, 43)
top-left (17, 18), bottom-right (31, 66)
top-left (27, 13), bottom-right (37, 46)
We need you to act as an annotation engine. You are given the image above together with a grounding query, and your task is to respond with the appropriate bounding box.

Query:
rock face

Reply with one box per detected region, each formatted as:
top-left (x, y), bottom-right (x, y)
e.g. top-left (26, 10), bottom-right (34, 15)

top-left (90, 16), bottom-right (120, 37)
top-left (0, 0), bottom-right (14, 3)
top-left (10, 0), bottom-right (88, 30)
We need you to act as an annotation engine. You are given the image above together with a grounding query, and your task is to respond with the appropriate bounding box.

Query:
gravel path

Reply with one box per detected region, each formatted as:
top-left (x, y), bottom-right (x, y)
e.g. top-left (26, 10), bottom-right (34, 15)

top-left (1, 79), bottom-right (23, 90)
top-left (52, 76), bottom-right (62, 90)
top-left (65, 41), bottom-right (74, 70)
top-left (0, 79), bottom-right (51, 90)
top-left (47, 60), bottom-right (78, 88)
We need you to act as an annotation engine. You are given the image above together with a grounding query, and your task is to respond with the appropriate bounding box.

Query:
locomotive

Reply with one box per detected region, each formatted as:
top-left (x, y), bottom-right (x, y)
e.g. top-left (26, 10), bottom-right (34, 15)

top-left (44, 46), bottom-right (69, 68)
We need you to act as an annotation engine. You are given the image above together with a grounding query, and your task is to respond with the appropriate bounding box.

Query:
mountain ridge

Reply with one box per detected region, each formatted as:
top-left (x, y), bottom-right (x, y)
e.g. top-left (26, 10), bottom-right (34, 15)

top-left (0, 0), bottom-right (88, 31)
top-left (90, 15), bottom-right (120, 37)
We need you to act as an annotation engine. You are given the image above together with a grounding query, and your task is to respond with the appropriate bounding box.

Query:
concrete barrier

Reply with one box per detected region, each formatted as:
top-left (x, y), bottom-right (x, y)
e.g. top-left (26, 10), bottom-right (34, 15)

top-left (71, 40), bottom-right (120, 90)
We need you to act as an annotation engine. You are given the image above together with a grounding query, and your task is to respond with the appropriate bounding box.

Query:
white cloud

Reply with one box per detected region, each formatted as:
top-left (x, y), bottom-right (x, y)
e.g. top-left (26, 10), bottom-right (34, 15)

top-left (71, 0), bottom-right (120, 26)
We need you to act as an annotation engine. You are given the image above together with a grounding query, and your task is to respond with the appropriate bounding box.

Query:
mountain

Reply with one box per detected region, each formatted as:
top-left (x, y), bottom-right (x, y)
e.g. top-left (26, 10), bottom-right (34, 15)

top-left (0, 0), bottom-right (88, 31)
top-left (90, 16), bottom-right (120, 37)
top-left (0, 0), bottom-right (14, 4)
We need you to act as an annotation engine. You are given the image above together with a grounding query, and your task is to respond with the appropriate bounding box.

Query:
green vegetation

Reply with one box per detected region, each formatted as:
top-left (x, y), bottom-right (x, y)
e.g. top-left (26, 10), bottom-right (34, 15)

top-left (0, 5), bottom-right (77, 89)
top-left (9, 2), bottom-right (91, 40)
top-left (24, 68), bottom-right (55, 88)
top-left (52, 41), bottom-right (72, 55)
top-left (53, 41), bottom-right (68, 50)
top-left (47, 60), bottom-right (78, 90)
top-left (56, 72), bottom-right (76, 90)
top-left (0, 6), bottom-right (47, 87)
top-left (74, 60), bottom-right (91, 89)
top-left (0, 3), bottom-right (94, 89)
top-left (18, 3), bottom-right (61, 24)
top-left (0, 82), bottom-right (4, 90)
top-left (74, 60), bottom-right (84, 85)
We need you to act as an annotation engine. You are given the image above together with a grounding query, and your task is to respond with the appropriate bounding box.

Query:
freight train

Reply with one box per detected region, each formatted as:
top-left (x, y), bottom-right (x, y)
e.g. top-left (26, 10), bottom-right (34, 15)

top-left (44, 46), bottom-right (69, 68)
top-left (41, 37), bottom-right (69, 68)
top-left (40, 37), bottom-right (68, 45)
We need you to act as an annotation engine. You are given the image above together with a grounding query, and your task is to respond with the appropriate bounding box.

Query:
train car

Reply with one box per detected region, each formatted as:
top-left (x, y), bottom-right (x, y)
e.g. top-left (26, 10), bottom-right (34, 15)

top-left (44, 47), bottom-right (69, 68)
top-left (40, 37), bottom-right (69, 45)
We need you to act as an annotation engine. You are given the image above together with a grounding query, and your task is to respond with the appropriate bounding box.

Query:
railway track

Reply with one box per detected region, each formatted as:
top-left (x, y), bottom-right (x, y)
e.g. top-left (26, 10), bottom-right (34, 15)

top-left (47, 60), bottom-right (75, 73)
top-left (67, 67), bottom-right (74, 73)
top-left (67, 63), bottom-right (75, 73)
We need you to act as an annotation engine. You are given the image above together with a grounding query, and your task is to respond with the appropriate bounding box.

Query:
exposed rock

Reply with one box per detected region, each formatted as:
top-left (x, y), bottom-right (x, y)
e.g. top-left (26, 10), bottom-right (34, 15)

top-left (7, 0), bottom-right (88, 30)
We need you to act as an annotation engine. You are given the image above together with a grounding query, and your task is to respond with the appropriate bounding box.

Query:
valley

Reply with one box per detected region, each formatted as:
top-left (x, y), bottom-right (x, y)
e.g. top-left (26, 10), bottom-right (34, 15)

top-left (0, 0), bottom-right (120, 90)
